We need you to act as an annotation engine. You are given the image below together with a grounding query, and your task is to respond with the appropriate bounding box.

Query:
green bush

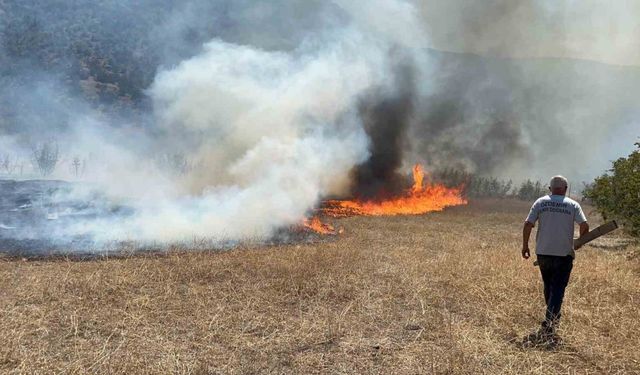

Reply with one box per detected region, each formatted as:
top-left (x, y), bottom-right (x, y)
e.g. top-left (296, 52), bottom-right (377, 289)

top-left (434, 168), bottom-right (514, 199)
top-left (584, 142), bottom-right (640, 236)
top-left (516, 179), bottom-right (547, 201)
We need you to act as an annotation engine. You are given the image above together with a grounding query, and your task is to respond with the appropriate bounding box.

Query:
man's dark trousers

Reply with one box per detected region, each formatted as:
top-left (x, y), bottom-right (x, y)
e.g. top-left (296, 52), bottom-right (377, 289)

top-left (537, 255), bottom-right (574, 326)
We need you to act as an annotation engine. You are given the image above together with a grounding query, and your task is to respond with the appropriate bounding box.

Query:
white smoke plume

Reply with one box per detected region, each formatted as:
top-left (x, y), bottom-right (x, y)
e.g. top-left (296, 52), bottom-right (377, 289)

top-left (124, 1), bottom-right (427, 242)
top-left (2, 0), bottom-right (428, 245)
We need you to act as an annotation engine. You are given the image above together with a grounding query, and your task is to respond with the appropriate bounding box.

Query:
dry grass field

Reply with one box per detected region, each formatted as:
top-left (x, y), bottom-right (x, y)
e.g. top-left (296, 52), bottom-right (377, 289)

top-left (1, 199), bottom-right (639, 374)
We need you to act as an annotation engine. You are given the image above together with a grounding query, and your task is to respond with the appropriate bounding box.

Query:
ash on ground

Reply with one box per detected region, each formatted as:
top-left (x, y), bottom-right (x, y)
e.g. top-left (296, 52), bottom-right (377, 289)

top-left (0, 179), bottom-right (333, 258)
top-left (0, 179), bottom-right (134, 256)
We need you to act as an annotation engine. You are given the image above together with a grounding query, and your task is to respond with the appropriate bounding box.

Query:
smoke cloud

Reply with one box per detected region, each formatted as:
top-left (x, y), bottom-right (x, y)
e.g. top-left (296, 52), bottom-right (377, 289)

top-left (0, 0), bottom-right (638, 251)
top-left (0, 0), bottom-right (432, 248)
top-left (411, 0), bottom-right (640, 181)
top-left (351, 57), bottom-right (417, 199)
top-left (420, 0), bottom-right (640, 67)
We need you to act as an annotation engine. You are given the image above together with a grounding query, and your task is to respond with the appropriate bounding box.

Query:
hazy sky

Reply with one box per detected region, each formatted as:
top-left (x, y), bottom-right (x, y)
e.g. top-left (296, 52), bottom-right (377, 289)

top-left (419, 0), bottom-right (640, 66)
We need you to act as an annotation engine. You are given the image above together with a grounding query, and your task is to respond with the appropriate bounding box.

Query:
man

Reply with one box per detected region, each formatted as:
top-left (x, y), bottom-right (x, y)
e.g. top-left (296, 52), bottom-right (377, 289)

top-left (522, 175), bottom-right (589, 345)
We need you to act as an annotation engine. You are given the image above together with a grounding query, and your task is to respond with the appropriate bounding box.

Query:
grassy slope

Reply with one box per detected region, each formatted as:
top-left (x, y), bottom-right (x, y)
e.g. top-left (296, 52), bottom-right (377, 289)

top-left (0, 200), bottom-right (638, 374)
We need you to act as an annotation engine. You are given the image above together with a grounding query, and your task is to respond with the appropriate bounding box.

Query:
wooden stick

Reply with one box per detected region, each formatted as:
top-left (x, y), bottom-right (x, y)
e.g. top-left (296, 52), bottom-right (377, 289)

top-left (573, 220), bottom-right (618, 250)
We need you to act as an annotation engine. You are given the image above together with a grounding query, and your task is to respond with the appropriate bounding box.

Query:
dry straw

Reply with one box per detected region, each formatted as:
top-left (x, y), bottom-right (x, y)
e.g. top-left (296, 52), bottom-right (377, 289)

top-left (1, 200), bottom-right (638, 374)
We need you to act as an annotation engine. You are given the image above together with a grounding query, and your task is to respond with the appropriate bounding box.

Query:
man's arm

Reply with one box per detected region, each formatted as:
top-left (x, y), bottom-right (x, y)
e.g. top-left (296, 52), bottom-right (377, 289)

top-left (522, 221), bottom-right (534, 259)
top-left (575, 203), bottom-right (589, 237)
top-left (522, 200), bottom-right (539, 260)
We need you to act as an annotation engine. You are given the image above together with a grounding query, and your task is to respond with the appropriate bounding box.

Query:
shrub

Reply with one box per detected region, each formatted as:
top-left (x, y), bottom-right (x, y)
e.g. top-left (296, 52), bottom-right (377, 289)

top-left (434, 168), bottom-right (514, 199)
top-left (516, 179), bottom-right (547, 201)
top-left (584, 142), bottom-right (640, 236)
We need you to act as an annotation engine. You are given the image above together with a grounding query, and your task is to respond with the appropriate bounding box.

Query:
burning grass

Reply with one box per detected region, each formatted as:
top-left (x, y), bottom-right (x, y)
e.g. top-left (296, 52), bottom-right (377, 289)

top-left (322, 164), bottom-right (467, 218)
top-left (1, 200), bottom-right (639, 374)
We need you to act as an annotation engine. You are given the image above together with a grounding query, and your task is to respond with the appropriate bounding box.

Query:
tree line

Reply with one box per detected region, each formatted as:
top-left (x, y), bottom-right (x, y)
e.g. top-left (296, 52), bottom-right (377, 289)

top-left (433, 168), bottom-right (548, 201)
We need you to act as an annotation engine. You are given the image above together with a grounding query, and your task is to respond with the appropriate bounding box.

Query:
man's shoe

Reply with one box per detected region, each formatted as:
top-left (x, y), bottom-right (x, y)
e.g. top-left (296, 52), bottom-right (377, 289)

top-left (521, 323), bottom-right (561, 349)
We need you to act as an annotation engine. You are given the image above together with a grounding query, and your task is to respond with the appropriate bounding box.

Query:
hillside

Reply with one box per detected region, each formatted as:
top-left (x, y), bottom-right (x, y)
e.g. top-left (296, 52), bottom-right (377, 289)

top-left (2, 1), bottom-right (639, 180)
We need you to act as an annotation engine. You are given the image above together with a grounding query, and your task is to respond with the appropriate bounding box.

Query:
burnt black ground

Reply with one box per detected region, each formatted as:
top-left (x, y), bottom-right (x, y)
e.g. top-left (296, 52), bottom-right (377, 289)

top-left (0, 179), bottom-right (332, 257)
top-left (0, 179), bottom-right (132, 256)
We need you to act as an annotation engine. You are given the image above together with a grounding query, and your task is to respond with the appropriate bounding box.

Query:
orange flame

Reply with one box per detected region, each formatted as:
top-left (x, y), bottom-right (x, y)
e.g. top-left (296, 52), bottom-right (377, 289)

top-left (323, 163), bottom-right (467, 217)
top-left (411, 163), bottom-right (425, 193)
top-left (303, 216), bottom-right (337, 235)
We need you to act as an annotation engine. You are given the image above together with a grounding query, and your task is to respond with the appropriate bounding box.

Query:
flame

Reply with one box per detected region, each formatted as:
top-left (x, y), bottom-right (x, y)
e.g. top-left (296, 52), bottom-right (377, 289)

top-left (301, 164), bottom-right (466, 235)
top-left (411, 163), bottom-right (424, 193)
top-left (303, 216), bottom-right (337, 235)
top-left (323, 163), bottom-right (467, 217)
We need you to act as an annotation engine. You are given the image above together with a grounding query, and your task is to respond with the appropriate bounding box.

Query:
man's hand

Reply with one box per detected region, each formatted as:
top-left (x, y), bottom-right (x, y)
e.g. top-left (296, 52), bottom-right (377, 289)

top-left (580, 222), bottom-right (590, 237)
top-left (574, 222), bottom-right (590, 250)
top-left (522, 221), bottom-right (534, 260)
top-left (522, 246), bottom-right (531, 259)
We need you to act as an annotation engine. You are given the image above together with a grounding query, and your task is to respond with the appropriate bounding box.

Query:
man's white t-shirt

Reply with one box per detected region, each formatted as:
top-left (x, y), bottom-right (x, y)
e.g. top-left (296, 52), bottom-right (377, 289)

top-left (526, 195), bottom-right (588, 257)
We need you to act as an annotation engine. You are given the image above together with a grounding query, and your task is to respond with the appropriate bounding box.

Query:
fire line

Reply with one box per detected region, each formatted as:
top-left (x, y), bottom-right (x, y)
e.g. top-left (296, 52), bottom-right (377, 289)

top-left (303, 164), bottom-right (467, 234)
top-left (323, 164), bottom-right (467, 217)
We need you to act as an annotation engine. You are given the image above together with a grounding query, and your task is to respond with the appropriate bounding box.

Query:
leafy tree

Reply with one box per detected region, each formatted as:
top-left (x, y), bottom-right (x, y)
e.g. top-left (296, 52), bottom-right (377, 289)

top-left (584, 142), bottom-right (640, 236)
top-left (434, 168), bottom-right (514, 199)
top-left (516, 179), bottom-right (547, 201)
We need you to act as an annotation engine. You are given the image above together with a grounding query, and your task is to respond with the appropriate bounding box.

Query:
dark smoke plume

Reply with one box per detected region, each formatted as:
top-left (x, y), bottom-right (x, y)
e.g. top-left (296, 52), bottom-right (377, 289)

top-left (351, 57), bottom-right (416, 199)
top-left (408, 52), bottom-right (531, 176)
